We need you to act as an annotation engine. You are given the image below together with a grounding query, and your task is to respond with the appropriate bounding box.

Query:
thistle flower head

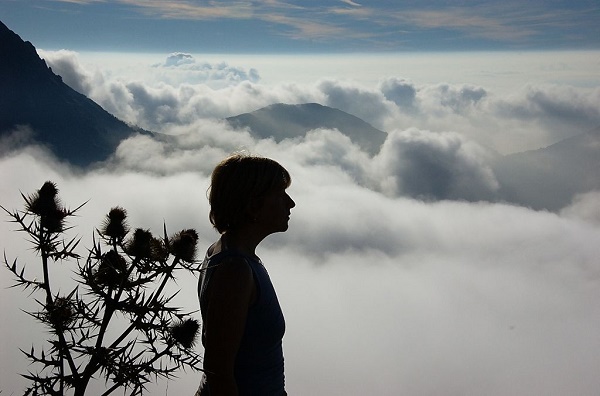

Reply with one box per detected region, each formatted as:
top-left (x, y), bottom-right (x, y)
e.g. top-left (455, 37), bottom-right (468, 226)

top-left (26, 181), bottom-right (67, 233)
top-left (125, 229), bottom-right (153, 259)
top-left (101, 207), bottom-right (129, 241)
top-left (150, 237), bottom-right (169, 263)
top-left (95, 250), bottom-right (128, 287)
top-left (46, 297), bottom-right (75, 328)
top-left (170, 318), bottom-right (200, 349)
top-left (125, 229), bottom-right (168, 265)
top-left (169, 229), bottom-right (199, 262)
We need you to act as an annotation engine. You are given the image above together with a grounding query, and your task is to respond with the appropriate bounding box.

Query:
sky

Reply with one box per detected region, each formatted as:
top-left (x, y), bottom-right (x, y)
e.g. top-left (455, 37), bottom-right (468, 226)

top-left (1, 1), bottom-right (600, 395)
top-left (1, 0), bottom-right (600, 53)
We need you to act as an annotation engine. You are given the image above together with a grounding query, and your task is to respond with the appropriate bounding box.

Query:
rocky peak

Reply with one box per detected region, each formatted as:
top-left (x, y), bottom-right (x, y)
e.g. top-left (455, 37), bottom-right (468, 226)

top-left (0, 20), bottom-right (144, 166)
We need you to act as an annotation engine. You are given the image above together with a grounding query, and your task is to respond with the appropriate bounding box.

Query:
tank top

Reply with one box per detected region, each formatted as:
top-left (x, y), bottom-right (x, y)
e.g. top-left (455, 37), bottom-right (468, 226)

top-left (197, 249), bottom-right (286, 396)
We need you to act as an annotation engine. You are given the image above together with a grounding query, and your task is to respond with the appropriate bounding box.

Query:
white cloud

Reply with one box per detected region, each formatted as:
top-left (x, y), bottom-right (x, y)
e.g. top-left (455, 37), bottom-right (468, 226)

top-left (0, 125), bottom-right (37, 155)
top-left (153, 53), bottom-right (261, 87)
top-left (111, 119), bottom-right (256, 174)
top-left (559, 191), bottom-right (600, 226)
top-left (40, 50), bottom-right (600, 154)
top-left (14, 51), bottom-right (599, 211)
top-left (492, 84), bottom-right (600, 142)
top-left (372, 128), bottom-right (499, 201)
top-left (163, 52), bottom-right (196, 67)
top-left (318, 79), bottom-right (393, 129)
top-left (38, 49), bottom-right (94, 95)
top-left (2, 50), bottom-right (600, 395)
top-left (1, 150), bottom-right (599, 395)
top-left (380, 77), bottom-right (417, 110)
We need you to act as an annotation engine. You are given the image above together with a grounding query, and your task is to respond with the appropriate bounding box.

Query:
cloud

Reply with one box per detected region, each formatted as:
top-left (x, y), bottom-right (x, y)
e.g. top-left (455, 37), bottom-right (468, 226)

top-left (559, 191), bottom-right (600, 226)
top-left (421, 83), bottom-right (488, 114)
top-left (163, 52), bottom-right (195, 67)
top-left (154, 53), bottom-right (261, 86)
top-left (39, 50), bottom-right (600, 155)
top-left (382, 3), bottom-right (600, 46)
top-left (1, 52), bottom-right (600, 395)
top-left (105, 118), bottom-right (500, 205)
top-left (31, 50), bottom-right (600, 211)
top-left (1, 147), bottom-right (599, 395)
top-left (380, 77), bottom-right (417, 110)
top-left (111, 119), bottom-right (256, 175)
top-left (0, 125), bottom-right (37, 155)
top-left (318, 79), bottom-right (393, 129)
top-left (40, 52), bottom-right (267, 129)
top-left (120, 0), bottom-right (254, 20)
top-left (377, 79), bottom-right (600, 154)
top-left (34, 1), bottom-right (600, 51)
top-left (493, 84), bottom-right (600, 141)
top-left (393, 8), bottom-right (536, 41)
top-left (38, 49), bottom-right (94, 95)
top-left (372, 128), bottom-right (499, 201)
top-left (261, 13), bottom-right (364, 41)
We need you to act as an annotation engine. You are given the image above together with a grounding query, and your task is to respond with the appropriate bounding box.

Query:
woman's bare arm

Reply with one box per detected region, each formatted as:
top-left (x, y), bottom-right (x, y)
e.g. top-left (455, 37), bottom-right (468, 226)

top-left (202, 257), bottom-right (256, 396)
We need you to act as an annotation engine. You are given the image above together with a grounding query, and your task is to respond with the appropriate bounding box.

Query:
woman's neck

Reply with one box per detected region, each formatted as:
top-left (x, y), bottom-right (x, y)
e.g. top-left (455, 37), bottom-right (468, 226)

top-left (221, 228), bottom-right (264, 257)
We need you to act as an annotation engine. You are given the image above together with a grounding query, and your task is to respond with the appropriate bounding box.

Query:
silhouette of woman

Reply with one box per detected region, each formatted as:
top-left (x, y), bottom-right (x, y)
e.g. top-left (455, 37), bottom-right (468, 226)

top-left (196, 154), bottom-right (295, 396)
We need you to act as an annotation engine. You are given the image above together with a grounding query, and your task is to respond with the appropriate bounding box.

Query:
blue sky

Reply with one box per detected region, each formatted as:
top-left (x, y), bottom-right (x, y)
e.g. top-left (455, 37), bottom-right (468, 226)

top-left (2, 0), bottom-right (600, 53)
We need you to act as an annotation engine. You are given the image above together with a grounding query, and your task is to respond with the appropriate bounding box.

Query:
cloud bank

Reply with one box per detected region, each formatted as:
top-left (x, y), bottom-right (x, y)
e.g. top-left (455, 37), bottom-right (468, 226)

top-left (40, 51), bottom-right (600, 155)
top-left (1, 51), bottom-right (599, 395)
top-left (1, 143), bottom-right (599, 395)
top-left (55, 51), bottom-right (594, 209)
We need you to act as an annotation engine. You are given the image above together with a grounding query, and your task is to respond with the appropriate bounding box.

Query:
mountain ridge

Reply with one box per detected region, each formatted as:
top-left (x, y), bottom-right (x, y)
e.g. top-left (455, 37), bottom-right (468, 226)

top-left (0, 20), bottom-right (146, 166)
top-left (491, 126), bottom-right (600, 210)
top-left (227, 102), bottom-right (387, 156)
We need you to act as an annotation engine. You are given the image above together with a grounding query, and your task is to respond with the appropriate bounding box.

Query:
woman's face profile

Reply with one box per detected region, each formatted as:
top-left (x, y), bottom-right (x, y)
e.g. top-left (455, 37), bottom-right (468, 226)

top-left (255, 188), bottom-right (296, 234)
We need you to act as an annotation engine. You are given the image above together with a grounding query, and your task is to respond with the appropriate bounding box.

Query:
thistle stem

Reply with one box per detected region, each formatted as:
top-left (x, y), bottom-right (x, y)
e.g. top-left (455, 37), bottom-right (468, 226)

top-left (109, 257), bottom-right (180, 350)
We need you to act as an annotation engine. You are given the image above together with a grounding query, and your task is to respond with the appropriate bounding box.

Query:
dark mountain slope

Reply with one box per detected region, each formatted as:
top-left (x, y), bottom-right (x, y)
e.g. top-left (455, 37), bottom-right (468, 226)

top-left (0, 20), bottom-right (145, 166)
top-left (227, 103), bottom-right (387, 156)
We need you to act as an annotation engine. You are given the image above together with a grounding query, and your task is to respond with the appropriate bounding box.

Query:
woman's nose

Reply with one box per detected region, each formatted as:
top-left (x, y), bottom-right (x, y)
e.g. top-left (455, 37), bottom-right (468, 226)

top-left (287, 194), bottom-right (296, 208)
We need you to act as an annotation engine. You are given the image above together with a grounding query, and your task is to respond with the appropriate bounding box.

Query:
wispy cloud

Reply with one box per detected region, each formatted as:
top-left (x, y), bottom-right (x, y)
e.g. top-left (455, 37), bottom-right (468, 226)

top-left (340, 0), bottom-right (362, 7)
top-left (388, 3), bottom-right (600, 43)
top-left (48, 0), bottom-right (103, 4)
top-left (393, 9), bottom-right (535, 41)
top-left (261, 13), bottom-right (372, 41)
top-left (43, 0), bottom-right (600, 49)
top-left (119, 0), bottom-right (254, 20)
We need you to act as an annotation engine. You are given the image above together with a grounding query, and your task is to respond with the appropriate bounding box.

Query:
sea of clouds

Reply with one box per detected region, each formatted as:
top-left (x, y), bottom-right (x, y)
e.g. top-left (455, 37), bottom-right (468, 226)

top-left (1, 50), bottom-right (599, 395)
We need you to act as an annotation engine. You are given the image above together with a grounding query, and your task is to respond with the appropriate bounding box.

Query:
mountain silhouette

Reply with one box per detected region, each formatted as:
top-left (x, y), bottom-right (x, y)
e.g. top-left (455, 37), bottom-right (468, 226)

top-left (227, 102), bottom-right (387, 156)
top-left (492, 127), bottom-right (600, 211)
top-left (0, 20), bottom-right (146, 166)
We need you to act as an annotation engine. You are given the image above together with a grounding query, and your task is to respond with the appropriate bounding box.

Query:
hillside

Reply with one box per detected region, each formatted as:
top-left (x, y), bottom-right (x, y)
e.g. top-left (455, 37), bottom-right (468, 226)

top-left (0, 20), bottom-right (146, 166)
top-left (227, 102), bottom-right (387, 156)
top-left (492, 127), bottom-right (600, 210)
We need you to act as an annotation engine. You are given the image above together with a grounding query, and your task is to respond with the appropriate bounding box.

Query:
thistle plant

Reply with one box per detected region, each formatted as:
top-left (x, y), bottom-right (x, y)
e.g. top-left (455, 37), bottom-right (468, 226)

top-left (2, 182), bottom-right (203, 395)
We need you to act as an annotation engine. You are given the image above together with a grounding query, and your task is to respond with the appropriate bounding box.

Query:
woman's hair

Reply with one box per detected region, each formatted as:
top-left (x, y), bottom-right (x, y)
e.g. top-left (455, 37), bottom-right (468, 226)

top-left (208, 153), bottom-right (291, 233)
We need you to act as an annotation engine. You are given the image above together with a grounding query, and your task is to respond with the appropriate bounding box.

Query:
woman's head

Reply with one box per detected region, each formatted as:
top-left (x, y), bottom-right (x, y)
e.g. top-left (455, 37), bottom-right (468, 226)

top-left (208, 154), bottom-right (292, 234)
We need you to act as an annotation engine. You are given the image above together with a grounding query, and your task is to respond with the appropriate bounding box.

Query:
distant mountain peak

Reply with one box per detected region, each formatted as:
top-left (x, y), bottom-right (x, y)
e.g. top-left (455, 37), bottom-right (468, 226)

top-left (0, 20), bottom-right (144, 166)
top-left (492, 126), bottom-right (600, 211)
top-left (226, 102), bottom-right (387, 156)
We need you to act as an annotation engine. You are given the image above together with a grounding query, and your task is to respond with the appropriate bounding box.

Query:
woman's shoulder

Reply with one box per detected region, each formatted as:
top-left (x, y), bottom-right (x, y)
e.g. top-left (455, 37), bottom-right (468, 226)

top-left (204, 249), bottom-right (254, 280)
top-left (205, 242), bottom-right (259, 265)
top-left (205, 252), bottom-right (257, 306)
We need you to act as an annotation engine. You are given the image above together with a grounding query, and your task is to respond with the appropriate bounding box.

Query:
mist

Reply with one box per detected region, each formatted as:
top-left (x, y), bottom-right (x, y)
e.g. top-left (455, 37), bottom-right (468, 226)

top-left (1, 50), bottom-right (599, 395)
